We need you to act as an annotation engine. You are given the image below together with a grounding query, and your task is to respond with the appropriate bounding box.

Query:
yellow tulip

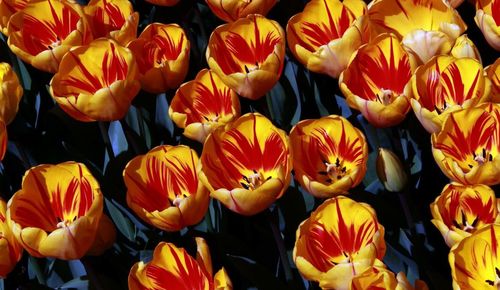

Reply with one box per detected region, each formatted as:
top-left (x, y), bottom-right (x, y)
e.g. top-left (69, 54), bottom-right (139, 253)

top-left (0, 62), bottom-right (23, 124)
top-left (0, 0), bottom-right (29, 35)
top-left (198, 113), bottom-right (292, 216)
top-left (206, 0), bottom-right (277, 22)
top-left (169, 69), bottom-right (240, 143)
top-left (486, 58), bottom-right (500, 103)
top-left (86, 214), bottom-right (116, 256)
top-left (475, 0), bottom-right (500, 51)
top-left (450, 35), bottom-right (482, 63)
top-left (0, 198), bottom-right (22, 278)
top-left (289, 115), bottom-right (368, 198)
top-left (350, 263), bottom-right (429, 290)
top-left (376, 148), bottom-right (408, 192)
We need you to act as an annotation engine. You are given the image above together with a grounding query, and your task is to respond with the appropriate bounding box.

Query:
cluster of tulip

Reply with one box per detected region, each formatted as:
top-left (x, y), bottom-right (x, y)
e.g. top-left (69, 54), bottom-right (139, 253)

top-left (0, 0), bottom-right (498, 288)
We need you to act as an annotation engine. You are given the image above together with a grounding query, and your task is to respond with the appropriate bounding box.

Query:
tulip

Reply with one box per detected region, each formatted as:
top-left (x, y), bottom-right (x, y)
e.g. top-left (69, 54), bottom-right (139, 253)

top-left (0, 120), bottom-right (7, 161)
top-left (127, 23), bottom-right (190, 93)
top-left (198, 113), bottom-right (291, 216)
top-left (145, 0), bottom-right (180, 5)
top-left (129, 238), bottom-right (232, 290)
top-left (432, 103), bottom-right (500, 185)
top-left (206, 0), bottom-right (278, 22)
top-left (170, 69), bottom-right (240, 143)
top-left (486, 58), bottom-right (500, 103)
top-left (430, 183), bottom-right (500, 247)
top-left (50, 38), bottom-right (141, 122)
top-left (368, 0), bottom-right (467, 65)
top-left (289, 115), bottom-right (368, 198)
top-left (376, 148), bottom-right (408, 192)
top-left (6, 162), bottom-right (103, 260)
top-left (449, 224), bottom-right (500, 289)
top-left (339, 33), bottom-right (414, 127)
top-left (86, 214), bottom-right (116, 256)
top-left (123, 145), bottom-right (210, 231)
top-left (0, 62), bottom-right (23, 124)
top-left (293, 196), bottom-right (386, 289)
top-left (7, 0), bottom-right (92, 73)
top-left (0, 198), bottom-right (22, 278)
top-left (410, 56), bottom-right (491, 133)
top-left (0, 0), bottom-right (29, 35)
top-left (84, 0), bottom-right (139, 46)
top-left (475, 0), bottom-right (500, 51)
top-left (450, 35), bottom-right (482, 63)
top-left (206, 14), bottom-right (285, 100)
top-left (350, 263), bottom-right (429, 290)
top-left (287, 0), bottom-right (367, 78)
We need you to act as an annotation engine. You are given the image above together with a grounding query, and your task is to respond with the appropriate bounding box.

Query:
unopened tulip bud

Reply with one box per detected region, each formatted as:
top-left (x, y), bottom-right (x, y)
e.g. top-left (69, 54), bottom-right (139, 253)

top-left (376, 148), bottom-right (408, 192)
top-left (450, 35), bottom-right (481, 63)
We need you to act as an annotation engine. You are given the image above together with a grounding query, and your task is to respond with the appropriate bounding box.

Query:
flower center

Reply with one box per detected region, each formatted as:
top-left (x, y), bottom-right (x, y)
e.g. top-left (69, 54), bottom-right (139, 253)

top-left (56, 216), bottom-right (77, 228)
top-left (469, 148), bottom-right (494, 168)
top-left (319, 158), bottom-right (347, 183)
top-left (241, 170), bottom-right (271, 190)
top-left (376, 88), bottom-right (395, 105)
top-left (47, 37), bottom-right (62, 50)
top-left (485, 267), bottom-right (500, 288)
top-left (244, 63), bottom-right (260, 74)
top-left (203, 114), bottom-right (220, 123)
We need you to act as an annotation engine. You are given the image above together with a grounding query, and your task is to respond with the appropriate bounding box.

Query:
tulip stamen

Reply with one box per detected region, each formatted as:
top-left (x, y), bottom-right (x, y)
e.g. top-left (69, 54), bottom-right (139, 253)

top-left (322, 158), bottom-right (348, 182)
top-left (485, 267), bottom-right (500, 287)
top-left (241, 170), bottom-right (268, 190)
top-left (473, 148), bottom-right (494, 166)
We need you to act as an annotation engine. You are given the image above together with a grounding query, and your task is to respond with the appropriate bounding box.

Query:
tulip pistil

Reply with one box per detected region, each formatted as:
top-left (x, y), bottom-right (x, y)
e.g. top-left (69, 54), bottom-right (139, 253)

top-left (320, 158), bottom-right (347, 183)
top-left (452, 211), bottom-right (479, 232)
top-left (241, 170), bottom-right (271, 190)
top-left (469, 148), bottom-right (494, 168)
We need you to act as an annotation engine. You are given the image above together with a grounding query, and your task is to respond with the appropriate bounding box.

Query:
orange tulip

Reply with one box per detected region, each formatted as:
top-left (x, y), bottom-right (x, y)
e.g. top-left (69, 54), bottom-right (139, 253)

top-left (169, 69), bottom-right (240, 143)
top-left (449, 224), bottom-right (500, 289)
top-left (84, 0), bottom-right (138, 46)
top-left (127, 23), bottom-right (190, 93)
top-left (368, 0), bottom-right (466, 65)
top-left (339, 33), bottom-right (414, 127)
top-left (206, 0), bottom-right (277, 22)
top-left (145, 0), bottom-right (180, 6)
top-left (475, 0), bottom-right (500, 51)
top-left (432, 103), bottom-right (500, 185)
top-left (7, 0), bottom-right (92, 73)
top-left (430, 183), bottom-right (500, 247)
top-left (289, 115), bottom-right (368, 198)
top-left (450, 35), bottom-right (482, 62)
top-left (410, 56), bottom-right (491, 133)
top-left (86, 214), bottom-right (116, 256)
top-left (287, 0), bottom-right (367, 78)
top-left (293, 196), bottom-right (386, 289)
top-left (198, 113), bottom-right (291, 216)
top-left (350, 264), bottom-right (428, 290)
top-left (129, 238), bottom-right (232, 290)
top-left (206, 14), bottom-right (285, 100)
top-left (0, 0), bottom-right (29, 35)
top-left (0, 198), bottom-right (22, 278)
top-left (0, 62), bottom-right (23, 124)
top-left (6, 162), bottom-right (103, 260)
top-left (50, 38), bottom-right (140, 122)
top-left (486, 58), bottom-right (500, 102)
top-left (123, 145), bottom-right (210, 231)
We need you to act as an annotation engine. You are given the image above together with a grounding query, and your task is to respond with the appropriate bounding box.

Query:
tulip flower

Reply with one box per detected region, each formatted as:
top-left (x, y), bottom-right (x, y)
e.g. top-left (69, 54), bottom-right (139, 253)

top-left (376, 148), bottom-right (408, 192)
top-left (431, 183), bottom-right (500, 247)
top-left (450, 35), bottom-right (482, 63)
top-left (486, 58), bottom-right (500, 103)
top-left (86, 214), bottom-right (116, 256)
top-left (170, 69), bottom-right (240, 143)
top-left (475, 0), bottom-right (500, 51)
top-left (129, 238), bottom-right (232, 290)
top-left (145, 0), bottom-right (180, 6)
top-left (198, 113), bottom-right (291, 216)
top-left (410, 56), bottom-right (491, 133)
top-left (289, 115), bottom-right (368, 198)
top-left (206, 0), bottom-right (278, 22)
top-left (50, 38), bottom-right (141, 122)
top-left (339, 33), bottom-right (414, 127)
top-left (127, 23), bottom-right (190, 93)
top-left (0, 62), bottom-right (23, 124)
top-left (6, 162), bottom-right (103, 260)
top-left (449, 224), bottom-right (500, 289)
top-left (206, 14), bottom-right (285, 100)
top-left (293, 196), bottom-right (386, 289)
top-left (350, 263), bottom-right (428, 290)
top-left (432, 103), bottom-right (500, 185)
top-left (0, 198), bottom-right (22, 278)
top-left (0, 0), bottom-right (29, 35)
top-left (7, 0), bottom-right (92, 73)
top-left (123, 145), bottom-right (210, 231)
top-left (84, 0), bottom-right (139, 46)
top-left (0, 120), bottom-right (7, 161)
top-left (368, 0), bottom-right (466, 65)
top-left (287, 0), bottom-right (367, 78)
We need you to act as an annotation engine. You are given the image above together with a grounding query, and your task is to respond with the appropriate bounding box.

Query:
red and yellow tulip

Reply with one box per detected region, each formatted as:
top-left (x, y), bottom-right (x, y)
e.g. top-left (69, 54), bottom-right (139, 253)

top-left (410, 56), bottom-right (491, 133)
top-left (206, 14), bottom-right (285, 100)
top-left (86, 214), bottom-right (116, 256)
top-left (430, 183), bottom-right (500, 247)
top-left (449, 224), bottom-right (500, 289)
top-left (169, 69), bottom-right (240, 143)
top-left (475, 0), bottom-right (500, 51)
top-left (368, 0), bottom-right (467, 65)
top-left (450, 35), bottom-right (482, 62)
top-left (0, 62), bottom-right (23, 124)
top-left (289, 115), bottom-right (368, 198)
top-left (350, 263), bottom-right (428, 290)
top-left (0, 198), bottom-right (22, 278)
top-left (6, 162), bottom-right (103, 260)
top-left (84, 0), bottom-right (138, 46)
top-left (486, 58), bottom-right (500, 103)
top-left (287, 0), bottom-right (367, 78)
top-left (198, 113), bottom-right (291, 216)
top-left (339, 33), bottom-right (414, 127)
top-left (145, 0), bottom-right (180, 6)
top-left (293, 196), bottom-right (386, 289)
top-left (432, 103), bottom-right (500, 185)
top-left (123, 145), bottom-right (210, 232)
top-left (50, 38), bottom-right (140, 122)
top-left (127, 23), bottom-right (190, 93)
top-left (7, 0), bottom-right (92, 73)
top-left (206, 0), bottom-right (277, 22)
top-left (129, 238), bottom-right (232, 290)
top-left (0, 0), bottom-right (29, 35)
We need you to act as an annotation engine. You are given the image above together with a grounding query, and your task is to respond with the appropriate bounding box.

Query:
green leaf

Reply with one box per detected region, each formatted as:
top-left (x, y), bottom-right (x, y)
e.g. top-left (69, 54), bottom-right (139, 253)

top-left (105, 198), bottom-right (136, 242)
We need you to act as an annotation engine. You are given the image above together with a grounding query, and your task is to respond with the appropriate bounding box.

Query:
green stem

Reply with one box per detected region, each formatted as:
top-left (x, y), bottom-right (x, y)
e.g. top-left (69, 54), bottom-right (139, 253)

top-left (268, 210), bottom-right (293, 283)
